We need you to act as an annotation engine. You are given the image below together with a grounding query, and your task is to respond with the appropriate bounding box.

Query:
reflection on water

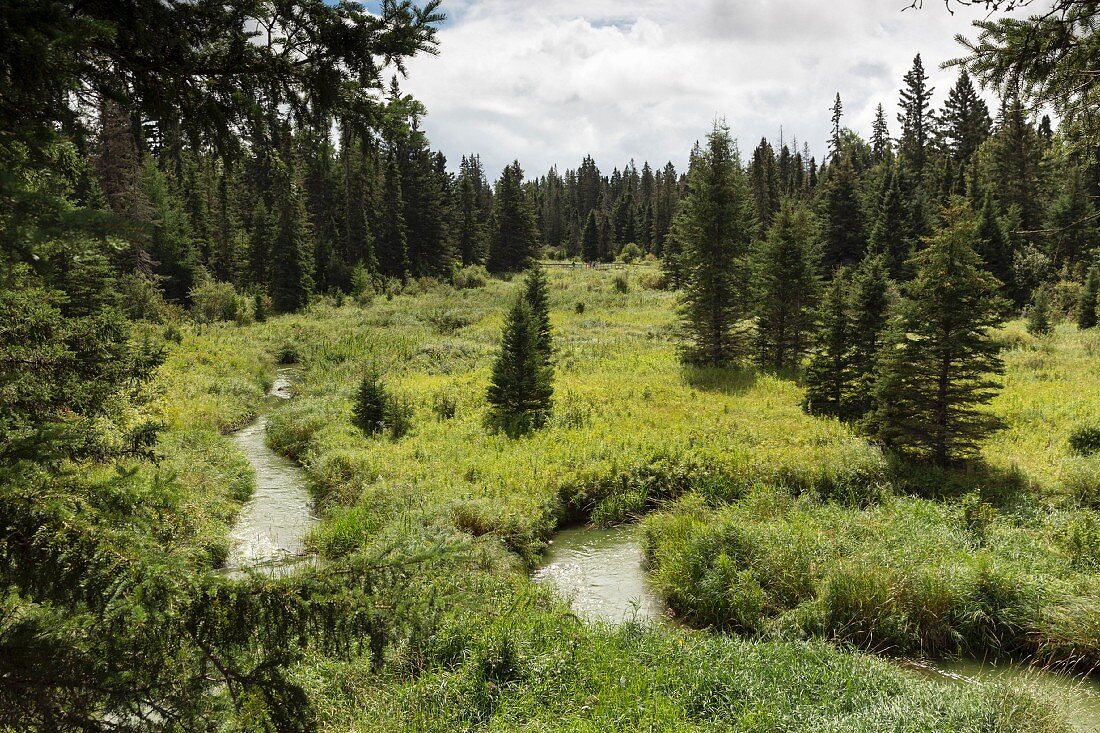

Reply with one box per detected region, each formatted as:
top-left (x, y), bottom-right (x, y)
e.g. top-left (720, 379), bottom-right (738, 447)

top-left (532, 525), bottom-right (666, 623)
top-left (908, 659), bottom-right (1100, 733)
top-left (225, 370), bottom-right (318, 574)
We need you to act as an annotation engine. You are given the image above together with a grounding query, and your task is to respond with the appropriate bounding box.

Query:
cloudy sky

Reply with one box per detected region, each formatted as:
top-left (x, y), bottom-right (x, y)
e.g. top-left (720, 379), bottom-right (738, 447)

top-left (397, 0), bottom-right (1015, 178)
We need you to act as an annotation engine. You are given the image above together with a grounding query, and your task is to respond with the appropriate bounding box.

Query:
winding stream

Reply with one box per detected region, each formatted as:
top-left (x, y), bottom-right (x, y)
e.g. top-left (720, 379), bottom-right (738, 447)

top-left (225, 369), bottom-right (318, 574)
top-left (535, 524), bottom-right (1100, 730)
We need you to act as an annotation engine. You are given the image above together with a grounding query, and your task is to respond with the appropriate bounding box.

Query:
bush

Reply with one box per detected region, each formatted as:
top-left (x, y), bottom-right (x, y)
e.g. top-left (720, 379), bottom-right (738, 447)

top-left (611, 272), bottom-right (630, 293)
top-left (617, 242), bottom-right (643, 263)
top-left (637, 269), bottom-right (669, 291)
top-left (453, 265), bottom-right (489, 290)
top-left (190, 277), bottom-right (247, 324)
top-left (350, 263), bottom-right (375, 303)
top-left (432, 389), bottom-right (458, 421)
top-left (1069, 424), bottom-right (1100, 456)
top-left (352, 368), bottom-right (413, 440)
top-left (118, 273), bottom-right (172, 322)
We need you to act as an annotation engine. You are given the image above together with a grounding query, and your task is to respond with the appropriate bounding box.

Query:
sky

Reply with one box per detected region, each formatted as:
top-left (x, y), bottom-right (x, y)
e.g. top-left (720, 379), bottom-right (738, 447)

top-left (396, 0), bottom-right (1019, 179)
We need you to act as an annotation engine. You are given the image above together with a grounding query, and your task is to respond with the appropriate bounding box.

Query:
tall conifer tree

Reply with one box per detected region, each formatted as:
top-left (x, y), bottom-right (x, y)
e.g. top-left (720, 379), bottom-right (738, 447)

top-left (754, 200), bottom-right (822, 371)
top-left (867, 199), bottom-right (1006, 465)
top-left (678, 123), bottom-right (754, 366)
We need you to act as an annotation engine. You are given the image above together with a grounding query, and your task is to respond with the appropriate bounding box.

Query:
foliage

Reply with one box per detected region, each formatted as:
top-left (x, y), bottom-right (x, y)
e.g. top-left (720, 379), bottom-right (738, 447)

top-left (753, 199), bottom-right (822, 372)
top-left (486, 294), bottom-right (553, 436)
top-left (677, 123), bottom-right (754, 367)
top-left (1069, 425), bottom-right (1100, 457)
top-left (867, 200), bottom-right (1007, 465)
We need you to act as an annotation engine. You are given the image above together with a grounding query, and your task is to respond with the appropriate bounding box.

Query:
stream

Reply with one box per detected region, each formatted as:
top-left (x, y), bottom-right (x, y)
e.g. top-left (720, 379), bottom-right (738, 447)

top-left (224, 369), bottom-right (318, 574)
top-left (534, 524), bottom-right (1100, 731)
top-left (532, 525), bottom-right (667, 623)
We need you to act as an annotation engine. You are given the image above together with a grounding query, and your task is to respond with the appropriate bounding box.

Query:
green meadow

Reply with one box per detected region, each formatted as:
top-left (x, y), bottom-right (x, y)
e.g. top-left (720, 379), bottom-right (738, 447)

top-left (149, 265), bottom-right (1100, 730)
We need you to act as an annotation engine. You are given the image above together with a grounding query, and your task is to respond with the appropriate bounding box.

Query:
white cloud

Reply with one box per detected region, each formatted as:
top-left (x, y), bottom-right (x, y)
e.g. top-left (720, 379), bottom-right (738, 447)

top-left (401, 0), bottom-right (1019, 179)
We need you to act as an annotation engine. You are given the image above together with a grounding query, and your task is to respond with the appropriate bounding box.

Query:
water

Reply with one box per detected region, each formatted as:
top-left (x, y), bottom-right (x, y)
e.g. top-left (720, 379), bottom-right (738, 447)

top-left (225, 370), bottom-right (318, 573)
top-left (532, 525), bottom-right (667, 623)
top-left (906, 659), bottom-right (1100, 732)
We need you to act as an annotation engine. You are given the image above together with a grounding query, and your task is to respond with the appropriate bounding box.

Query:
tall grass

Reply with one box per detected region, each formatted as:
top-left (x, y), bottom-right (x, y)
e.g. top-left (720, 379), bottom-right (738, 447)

top-left (643, 488), bottom-right (1100, 670)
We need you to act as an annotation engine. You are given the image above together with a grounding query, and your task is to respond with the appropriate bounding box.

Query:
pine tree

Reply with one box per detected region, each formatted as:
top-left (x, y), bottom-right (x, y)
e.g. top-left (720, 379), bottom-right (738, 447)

top-left (486, 294), bottom-right (554, 435)
top-left (581, 209), bottom-right (601, 263)
top-left (1027, 287), bottom-right (1052, 336)
top-left (867, 165), bottom-right (911, 279)
top-left (1046, 165), bottom-right (1097, 271)
top-left (803, 270), bottom-right (853, 417)
top-left (139, 158), bottom-right (196, 302)
top-left (871, 104), bottom-right (892, 162)
top-left (488, 161), bottom-right (540, 273)
top-left (678, 122), bottom-right (754, 366)
top-left (754, 200), bottom-right (821, 371)
top-left (940, 70), bottom-right (992, 164)
top-left (523, 260), bottom-right (553, 361)
top-left (897, 54), bottom-right (934, 177)
top-left (829, 93), bottom-right (844, 162)
top-left (975, 191), bottom-right (1015, 295)
top-left (1077, 267), bottom-right (1100, 330)
top-left (270, 156), bottom-right (314, 313)
top-left (820, 156), bottom-right (866, 271)
top-left (847, 253), bottom-right (890, 418)
top-left (867, 199), bottom-right (1006, 465)
top-left (376, 149), bottom-right (409, 280)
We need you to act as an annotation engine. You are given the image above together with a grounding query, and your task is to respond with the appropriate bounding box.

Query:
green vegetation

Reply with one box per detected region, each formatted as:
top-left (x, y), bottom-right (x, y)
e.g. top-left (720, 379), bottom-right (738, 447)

top-left (152, 266), bottom-right (1097, 729)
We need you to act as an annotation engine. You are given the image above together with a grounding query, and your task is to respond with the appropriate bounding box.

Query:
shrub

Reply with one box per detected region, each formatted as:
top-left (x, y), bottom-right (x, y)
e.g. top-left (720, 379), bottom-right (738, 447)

top-left (190, 277), bottom-right (246, 323)
top-left (432, 389), bottom-right (458, 421)
top-left (118, 273), bottom-right (172, 322)
top-left (1063, 455), bottom-right (1100, 507)
top-left (961, 491), bottom-right (996, 540)
top-left (1069, 424), bottom-right (1100, 456)
top-left (617, 242), bottom-right (643, 263)
top-left (350, 263), bottom-right (375, 303)
top-left (426, 307), bottom-right (473, 334)
top-left (637, 269), bottom-right (669, 291)
top-left (253, 292), bottom-right (267, 322)
top-left (453, 265), bottom-right (489, 290)
top-left (611, 272), bottom-right (630, 293)
top-left (352, 368), bottom-right (413, 440)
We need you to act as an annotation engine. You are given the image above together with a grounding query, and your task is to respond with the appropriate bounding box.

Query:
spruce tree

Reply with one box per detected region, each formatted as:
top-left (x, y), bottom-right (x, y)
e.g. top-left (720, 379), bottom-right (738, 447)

top-left (581, 209), bottom-right (601, 262)
top-left (941, 70), bottom-right (992, 165)
top-left (871, 104), bottom-right (892, 162)
top-left (1027, 287), bottom-right (1052, 336)
top-left (488, 161), bottom-right (540, 273)
top-left (376, 149), bottom-right (410, 280)
top-left (270, 157), bottom-right (314, 313)
top-left (1077, 267), bottom-right (1099, 330)
top-left (847, 253), bottom-right (890, 418)
top-left (868, 165), bottom-right (911, 279)
top-left (820, 156), bottom-right (866, 271)
top-left (803, 270), bottom-right (853, 418)
top-left (486, 294), bottom-right (554, 435)
top-left (975, 191), bottom-right (1015, 296)
top-left (897, 54), bottom-right (934, 177)
top-left (754, 200), bottom-right (822, 372)
top-left (829, 93), bottom-right (844, 162)
top-left (867, 199), bottom-right (1006, 465)
top-left (678, 122), bottom-right (754, 366)
top-left (523, 260), bottom-right (553, 361)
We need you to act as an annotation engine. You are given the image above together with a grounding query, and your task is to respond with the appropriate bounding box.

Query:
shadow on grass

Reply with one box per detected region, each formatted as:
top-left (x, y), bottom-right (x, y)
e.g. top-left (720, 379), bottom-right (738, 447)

top-left (681, 365), bottom-right (758, 395)
top-left (888, 454), bottom-right (1034, 507)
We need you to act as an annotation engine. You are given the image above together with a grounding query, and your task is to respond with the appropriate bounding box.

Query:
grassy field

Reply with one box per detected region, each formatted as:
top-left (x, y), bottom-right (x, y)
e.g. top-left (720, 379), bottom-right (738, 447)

top-left (145, 264), bottom-right (1100, 730)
